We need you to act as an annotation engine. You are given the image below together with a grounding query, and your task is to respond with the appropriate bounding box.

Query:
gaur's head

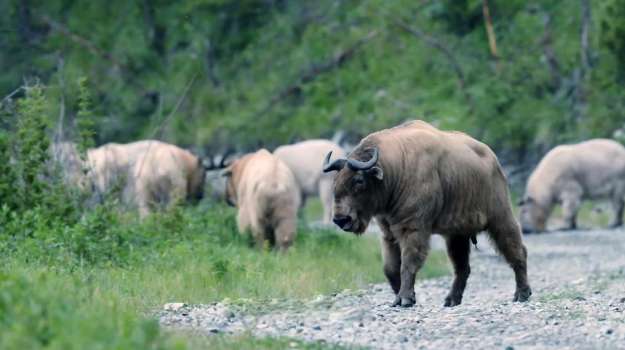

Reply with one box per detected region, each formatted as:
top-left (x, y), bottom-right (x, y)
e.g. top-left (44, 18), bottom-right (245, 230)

top-left (323, 147), bottom-right (384, 234)
top-left (518, 196), bottom-right (549, 234)
top-left (221, 156), bottom-right (247, 207)
top-left (189, 157), bottom-right (206, 202)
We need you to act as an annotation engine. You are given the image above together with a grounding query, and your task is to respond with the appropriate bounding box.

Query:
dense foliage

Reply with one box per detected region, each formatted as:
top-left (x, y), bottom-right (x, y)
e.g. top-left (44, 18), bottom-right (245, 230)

top-left (1, 0), bottom-right (623, 157)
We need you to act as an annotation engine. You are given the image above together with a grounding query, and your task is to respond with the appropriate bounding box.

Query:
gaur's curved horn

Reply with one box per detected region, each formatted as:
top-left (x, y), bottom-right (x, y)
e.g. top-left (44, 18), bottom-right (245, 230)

top-left (347, 147), bottom-right (379, 171)
top-left (323, 151), bottom-right (347, 172)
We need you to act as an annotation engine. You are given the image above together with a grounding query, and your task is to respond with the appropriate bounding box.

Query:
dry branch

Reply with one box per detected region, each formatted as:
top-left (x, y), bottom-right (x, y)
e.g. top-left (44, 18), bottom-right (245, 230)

top-left (38, 14), bottom-right (124, 69)
top-left (256, 30), bottom-right (378, 117)
top-left (572, 0), bottom-right (592, 124)
top-left (540, 12), bottom-right (562, 90)
top-left (395, 20), bottom-right (475, 113)
top-left (482, 0), bottom-right (499, 59)
top-left (37, 13), bottom-right (148, 92)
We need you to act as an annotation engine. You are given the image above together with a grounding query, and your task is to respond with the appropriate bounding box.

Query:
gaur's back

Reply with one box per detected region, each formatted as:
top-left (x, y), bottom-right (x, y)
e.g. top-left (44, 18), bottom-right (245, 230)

top-left (274, 139), bottom-right (344, 195)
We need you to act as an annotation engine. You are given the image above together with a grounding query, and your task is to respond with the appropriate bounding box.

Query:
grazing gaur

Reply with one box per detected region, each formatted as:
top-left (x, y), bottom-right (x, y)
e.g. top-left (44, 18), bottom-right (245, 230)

top-left (519, 139), bottom-right (625, 233)
top-left (323, 120), bottom-right (531, 307)
top-left (49, 142), bottom-right (88, 190)
top-left (86, 143), bottom-right (132, 197)
top-left (223, 149), bottom-right (300, 251)
top-left (86, 140), bottom-right (205, 216)
top-left (274, 140), bottom-right (346, 224)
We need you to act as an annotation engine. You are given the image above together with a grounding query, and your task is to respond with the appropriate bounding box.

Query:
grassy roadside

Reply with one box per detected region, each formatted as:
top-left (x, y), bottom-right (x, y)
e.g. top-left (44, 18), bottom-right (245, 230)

top-left (0, 203), bottom-right (449, 349)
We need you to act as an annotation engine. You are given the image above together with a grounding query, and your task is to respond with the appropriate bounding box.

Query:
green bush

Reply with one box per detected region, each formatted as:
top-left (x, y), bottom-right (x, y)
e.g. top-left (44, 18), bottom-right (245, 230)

top-left (0, 271), bottom-right (178, 350)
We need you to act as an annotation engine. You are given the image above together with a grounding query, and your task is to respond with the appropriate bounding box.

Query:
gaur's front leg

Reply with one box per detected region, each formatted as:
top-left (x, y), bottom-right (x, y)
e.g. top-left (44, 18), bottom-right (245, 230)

top-left (378, 219), bottom-right (401, 299)
top-left (395, 231), bottom-right (430, 307)
top-left (381, 235), bottom-right (401, 296)
top-left (560, 190), bottom-right (581, 230)
top-left (444, 235), bottom-right (471, 307)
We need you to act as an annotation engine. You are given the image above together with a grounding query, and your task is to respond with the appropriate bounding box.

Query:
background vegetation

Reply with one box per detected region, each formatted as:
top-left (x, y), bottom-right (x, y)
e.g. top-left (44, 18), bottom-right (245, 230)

top-left (2, 0), bottom-right (624, 158)
top-left (2, 0), bottom-right (624, 348)
top-left (0, 78), bottom-right (448, 349)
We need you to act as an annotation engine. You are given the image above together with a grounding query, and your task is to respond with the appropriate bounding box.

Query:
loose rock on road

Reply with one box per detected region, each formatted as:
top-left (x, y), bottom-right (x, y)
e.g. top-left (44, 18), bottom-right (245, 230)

top-left (159, 229), bottom-right (625, 349)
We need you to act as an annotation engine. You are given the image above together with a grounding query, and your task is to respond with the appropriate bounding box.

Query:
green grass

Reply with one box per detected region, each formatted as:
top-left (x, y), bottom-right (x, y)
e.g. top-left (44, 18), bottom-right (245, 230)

top-left (0, 202), bottom-right (449, 349)
top-left (537, 288), bottom-right (585, 303)
top-left (303, 198), bottom-right (325, 223)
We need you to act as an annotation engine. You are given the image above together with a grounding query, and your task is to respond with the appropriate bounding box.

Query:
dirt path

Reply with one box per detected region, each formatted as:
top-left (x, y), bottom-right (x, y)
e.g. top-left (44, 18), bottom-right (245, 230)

top-left (159, 230), bottom-right (625, 349)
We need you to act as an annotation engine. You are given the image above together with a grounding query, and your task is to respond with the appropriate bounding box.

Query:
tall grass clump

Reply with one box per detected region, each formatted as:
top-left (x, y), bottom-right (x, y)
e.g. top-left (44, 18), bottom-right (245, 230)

top-left (0, 81), bottom-right (449, 348)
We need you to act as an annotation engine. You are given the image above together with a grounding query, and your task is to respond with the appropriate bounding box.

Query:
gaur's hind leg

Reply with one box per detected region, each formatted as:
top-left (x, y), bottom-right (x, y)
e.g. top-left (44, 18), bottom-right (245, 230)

top-left (274, 216), bottom-right (297, 252)
top-left (395, 231), bottom-right (430, 307)
top-left (444, 235), bottom-right (471, 307)
top-left (609, 196), bottom-right (624, 228)
top-left (489, 218), bottom-right (532, 302)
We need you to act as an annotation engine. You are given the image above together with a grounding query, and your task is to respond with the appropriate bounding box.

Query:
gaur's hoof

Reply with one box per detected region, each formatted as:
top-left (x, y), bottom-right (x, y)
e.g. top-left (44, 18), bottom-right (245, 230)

top-left (513, 286), bottom-right (532, 302)
top-left (391, 296), bottom-right (401, 307)
top-left (400, 297), bottom-right (415, 308)
top-left (444, 295), bottom-right (462, 307)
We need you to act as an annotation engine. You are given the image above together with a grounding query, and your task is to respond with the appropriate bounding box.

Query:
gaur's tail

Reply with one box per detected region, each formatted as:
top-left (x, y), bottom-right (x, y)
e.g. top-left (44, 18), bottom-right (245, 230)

top-left (470, 234), bottom-right (479, 250)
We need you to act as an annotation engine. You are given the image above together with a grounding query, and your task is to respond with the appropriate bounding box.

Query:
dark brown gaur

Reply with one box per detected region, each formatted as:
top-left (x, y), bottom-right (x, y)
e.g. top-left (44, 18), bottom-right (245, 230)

top-left (321, 120), bottom-right (531, 309)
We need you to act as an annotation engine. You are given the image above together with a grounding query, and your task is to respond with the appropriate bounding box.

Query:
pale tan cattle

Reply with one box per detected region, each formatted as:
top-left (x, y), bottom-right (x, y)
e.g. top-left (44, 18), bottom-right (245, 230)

top-left (519, 139), bottom-right (625, 233)
top-left (274, 139), bottom-right (345, 224)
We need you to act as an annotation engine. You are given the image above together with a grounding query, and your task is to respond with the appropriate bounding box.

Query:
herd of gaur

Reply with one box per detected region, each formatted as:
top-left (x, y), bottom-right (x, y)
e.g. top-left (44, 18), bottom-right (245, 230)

top-left (54, 120), bottom-right (625, 308)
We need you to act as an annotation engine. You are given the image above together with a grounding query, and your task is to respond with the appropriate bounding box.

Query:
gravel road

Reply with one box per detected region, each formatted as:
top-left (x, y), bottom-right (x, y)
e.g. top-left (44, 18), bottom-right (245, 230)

top-left (159, 229), bottom-right (625, 349)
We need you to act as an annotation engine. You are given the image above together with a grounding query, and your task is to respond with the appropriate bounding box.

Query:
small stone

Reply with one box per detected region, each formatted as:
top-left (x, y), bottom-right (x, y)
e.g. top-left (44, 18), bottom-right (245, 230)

top-left (209, 328), bottom-right (220, 334)
top-left (359, 322), bottom-right (364, 327)
top-left (312, 325), bottom-right (322, 331)
top-left (163, 302), bottom-right (186, 311)
top-left (620, 297), bottom-right (625, 303)
top-left (505, 346), bottom-right (514, 350)
top-left (606, 329), bottom-right (614, 335)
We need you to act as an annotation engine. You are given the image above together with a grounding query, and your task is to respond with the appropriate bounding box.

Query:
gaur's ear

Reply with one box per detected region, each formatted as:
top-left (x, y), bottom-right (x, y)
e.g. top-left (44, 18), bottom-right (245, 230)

top-left (366, 166), bottom-right (383, 180)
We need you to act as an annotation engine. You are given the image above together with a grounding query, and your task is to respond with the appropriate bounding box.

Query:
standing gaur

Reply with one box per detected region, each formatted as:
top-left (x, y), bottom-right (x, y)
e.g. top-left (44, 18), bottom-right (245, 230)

top-left (323, 120), bottom-right (531, 307)
top-left (274, 139), bottom-right (346, 224)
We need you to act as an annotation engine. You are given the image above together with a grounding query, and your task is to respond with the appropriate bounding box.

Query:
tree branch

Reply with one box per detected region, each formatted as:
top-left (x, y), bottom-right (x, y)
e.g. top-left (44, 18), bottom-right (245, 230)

top-left (395, 20), bottom-right (475, 113)
top-left (255, 30), bottom-right (378, 117)
top-left (539, 12), bottom-right (562, 91)
top-left (37, 14), bottom-right (125, 69)
top-left (573, 0), bottom-right (592, 125)
top-left (482, 0), bottom-right (499, 59)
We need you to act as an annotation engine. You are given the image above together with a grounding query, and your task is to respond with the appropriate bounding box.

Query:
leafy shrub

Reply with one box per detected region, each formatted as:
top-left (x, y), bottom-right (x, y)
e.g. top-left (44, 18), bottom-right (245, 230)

top-left (0, 271), bottom-right (177, 350)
